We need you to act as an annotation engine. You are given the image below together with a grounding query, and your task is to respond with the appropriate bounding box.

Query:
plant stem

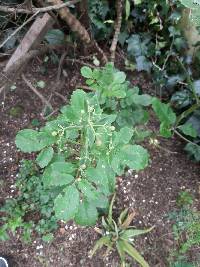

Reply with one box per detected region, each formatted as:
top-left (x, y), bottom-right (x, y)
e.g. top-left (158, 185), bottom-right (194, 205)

top-left (175, 102), bottom-right (200, 126)
top-left (174, 129), bottom-right (199, 146)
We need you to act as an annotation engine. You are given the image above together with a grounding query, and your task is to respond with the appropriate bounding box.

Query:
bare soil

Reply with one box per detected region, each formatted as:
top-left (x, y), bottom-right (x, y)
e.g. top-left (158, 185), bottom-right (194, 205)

top-left (0, 59), bottom-right (200, 267)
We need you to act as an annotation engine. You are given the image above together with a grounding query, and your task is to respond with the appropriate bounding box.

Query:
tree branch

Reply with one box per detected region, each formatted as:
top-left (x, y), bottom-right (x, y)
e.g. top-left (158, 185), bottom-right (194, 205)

top-left (22, 74), bottom-right (52, 109)
top-left (0, 0), bottom-right (80, 14)
top-left (110, 0), bottom-right (123, 62)
top-left (0, 11), bottom-right (40, 49)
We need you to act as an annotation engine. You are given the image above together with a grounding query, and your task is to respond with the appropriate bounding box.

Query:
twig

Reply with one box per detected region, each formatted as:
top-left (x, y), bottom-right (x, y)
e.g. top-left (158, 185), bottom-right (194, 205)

top-left (76, 85), bottom-right (93, 91)
top-left (92, 40), bottom-right (108, 64)
top-left (0, 11), bottom-right (40, 49)
top-left (0, 0), bottom-right (80, 14)
top-left (1, 44), bottom-right (66, 90)
top-left (22, 74), bottom-right (52, 109)
top-left (54, 92), bottom-right (67, 102)
top-left (56, 51), bottom-right (68, 83)
top-left (44, 108), bottom-right (59, 119)
top-left (0, 86), bottom-right (5, 95)
top-left (157, 144), bottom-right (178, 154)
top-left (48, 0), bottom-right (90, 44)
top-left (65, 58), bottom-right (98, 69)
top-left (110, 0), bottom-right (123, 62)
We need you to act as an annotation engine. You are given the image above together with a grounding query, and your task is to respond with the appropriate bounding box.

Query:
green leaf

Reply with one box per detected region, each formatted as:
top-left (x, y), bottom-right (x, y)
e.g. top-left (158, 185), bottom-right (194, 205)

top-left (90, 236), bottom-right (113, 257)
top-left (116, 240), bottom-right (126, 263)
top-left (125, 0), bottom-right (131, 20)
top-left (121, 227), bottom-right (154, 240)
top-left (45, 29), bottom-right (65, 45)
top-left (132, 94), bottom-right (152, 106)
top-left (184, 143), bottom-right (200, 161)
top-left (181, 0), bottom-right (199, 9)
top-left (36, 80), bottom-right (45, 89)
top-left (118, 208), bottom-right (129, 225)
top-left (134, 0), bottom-right (142, 4)
top-left (77, 179), bottom-right (99, 200)
top-left (118, 240), bottom-right (150, 267)
top-left (54, 185), bottom-right (79, 221)
top-left (68, 89), bottom-right (87, 121)
top-left (86, 126), bottom-right (95, 147)
top-left (108, 194), bottom-right (116, 225)
top-left (160, 122), bottom-right (173, 138)
top-left (113, 127), bottom-right (133, 145)
top-left (86, 160), bottom-right (115, 195)
top-left (111, 145), bottom-right (149, 174)
top-left (42, 233), bottom-right (54, 242)
top-left (75, 200), bottom-right (98, 226)
top-left (43, 162), bottom-right (75, 187)
top-left (81, 66), bottom-right (93, 78)
top-left (178, 123), bottom-right (197, 138)
top-left (36, 147), bottom-right (54, 168)
top-left (136, 56), bottom-right (152, 72)
top-left (152, 98), bottom-right (176, 126)
top-left (113, 71), bottom-right (126, 84)
top-left (15, 129), bottom-right (45, 152)
top-left (92, 194), bottom-right (109, 210)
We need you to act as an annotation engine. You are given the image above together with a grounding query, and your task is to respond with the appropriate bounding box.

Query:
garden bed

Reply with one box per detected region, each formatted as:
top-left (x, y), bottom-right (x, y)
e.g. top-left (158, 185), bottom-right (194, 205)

top-left (0, 61), bottom-right (200, 267)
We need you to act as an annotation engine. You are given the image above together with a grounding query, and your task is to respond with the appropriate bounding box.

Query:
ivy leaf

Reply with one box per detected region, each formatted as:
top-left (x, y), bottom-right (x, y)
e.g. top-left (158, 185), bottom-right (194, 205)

top-left (36, 147), bottom-right (54, 168)
top-left (135, 56), bottom-right (152, 72)
top-left (43, 162), bottom-right (75, 187)
top-left (45, 29), bottom-right (65, 45)
top-left (54, 185), bottom-right (79, 221)
top-left (127, 34), bottom-right (148, 57)
top-left (186, 111), bottom-right (200, 137)
top-left (152, 98), bottom-right (176, 126)
top-left (178, 123), bottom-right (197, 138)
top-left (15, 129), bottom-right (45, 152)
top-left (184, 143), bottom-right (200, 161)
top-left (75, 200), bottom-right (98, 226)
top-left (81, 66), bottom-right (93, 78)
top-left (132, 94), bottom-right (152, 106)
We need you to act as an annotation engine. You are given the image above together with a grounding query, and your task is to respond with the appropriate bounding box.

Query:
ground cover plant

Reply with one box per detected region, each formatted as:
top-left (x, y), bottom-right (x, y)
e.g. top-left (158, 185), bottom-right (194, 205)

top-left (168, 191), bottom-right (200, 266)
